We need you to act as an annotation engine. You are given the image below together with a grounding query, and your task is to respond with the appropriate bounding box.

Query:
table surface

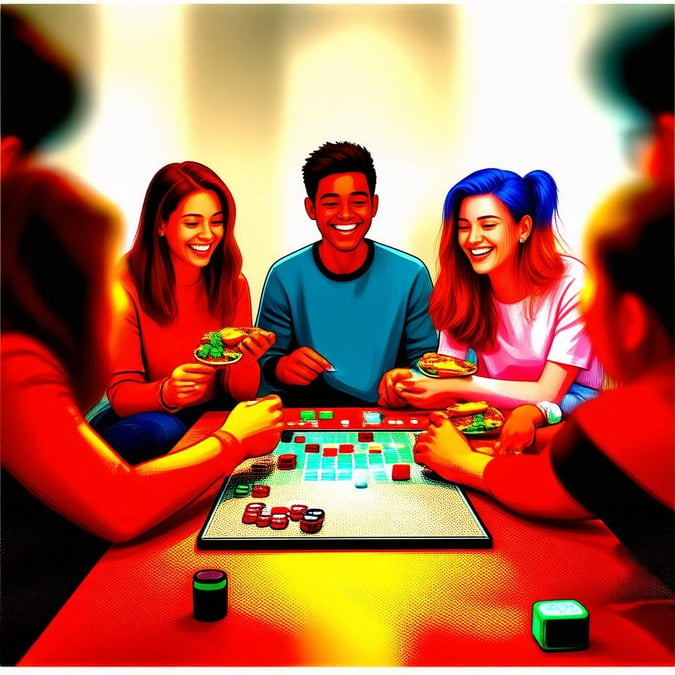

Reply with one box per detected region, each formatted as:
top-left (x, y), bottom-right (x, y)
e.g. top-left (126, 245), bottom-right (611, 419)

top-left (20, 408), bottom-right (674, 667)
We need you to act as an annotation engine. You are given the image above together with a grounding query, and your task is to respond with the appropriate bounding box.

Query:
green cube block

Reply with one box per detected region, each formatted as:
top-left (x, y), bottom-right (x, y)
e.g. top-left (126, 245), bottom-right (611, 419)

top-left (318, 410), bottom-right (334, 420)
top-left (532, 600), bottom-right (589, 651)
top-left (299, 410), bottom-right (316, 421)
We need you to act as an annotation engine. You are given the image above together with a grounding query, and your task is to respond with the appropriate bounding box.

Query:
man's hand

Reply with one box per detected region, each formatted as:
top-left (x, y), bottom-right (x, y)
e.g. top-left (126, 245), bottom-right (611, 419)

top-left (275, 347), bottom-right (333, 386)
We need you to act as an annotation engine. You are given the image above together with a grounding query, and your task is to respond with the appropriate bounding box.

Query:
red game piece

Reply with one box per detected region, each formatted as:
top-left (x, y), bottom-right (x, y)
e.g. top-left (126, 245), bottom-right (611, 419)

top-left (358, 432), bottom-right (374, 442)
top-left (277, 454), bottom-right (297, 470)
top-left (339, 444), bottom-right (354, 453)
top-left (270, 513), bottom-right (289, 530)
top-left (305, 443), bottom-right (320, 453)
top-left (322, 446), bottom-right (337, 457)
top-left (251, 485), bottom-right (270, 498)
top-left (271, 505), bottom-right (289, 515)
top-left (256, 510), bottom-right (271, 527)
top-left (300, 513), bottom-right (324, 534)
top-left (391, 464), bottom-right (411, 481)
top-left (294, 436), bottom-right (306, 443)
top-left (289, 504), bottom-right (308, 521)
top-left (242, 510), bottom-right (258, 524)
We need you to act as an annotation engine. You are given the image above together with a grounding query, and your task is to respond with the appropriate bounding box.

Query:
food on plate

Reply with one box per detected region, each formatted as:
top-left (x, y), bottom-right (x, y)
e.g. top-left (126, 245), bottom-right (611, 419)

top-left (451, 406), bottom-right (505, 435)
top-left (417, 352), bottom-right (477, 377)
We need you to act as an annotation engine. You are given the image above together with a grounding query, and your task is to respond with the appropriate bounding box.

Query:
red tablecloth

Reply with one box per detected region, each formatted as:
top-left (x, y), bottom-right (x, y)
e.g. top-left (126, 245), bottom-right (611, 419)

top-left (20, 410), bottom-right (674, 667)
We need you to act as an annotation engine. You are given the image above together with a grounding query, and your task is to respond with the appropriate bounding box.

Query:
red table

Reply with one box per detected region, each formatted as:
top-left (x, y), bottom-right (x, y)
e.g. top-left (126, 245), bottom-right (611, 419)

top-left (20, 409), bottom-right (674, 667)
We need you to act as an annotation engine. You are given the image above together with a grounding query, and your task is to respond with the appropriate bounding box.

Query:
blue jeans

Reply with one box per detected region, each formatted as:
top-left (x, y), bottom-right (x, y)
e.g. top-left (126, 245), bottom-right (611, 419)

top-left (561, 381), bottom-right (599, 417)
top-left (89, 406), bottom-right (188, 465)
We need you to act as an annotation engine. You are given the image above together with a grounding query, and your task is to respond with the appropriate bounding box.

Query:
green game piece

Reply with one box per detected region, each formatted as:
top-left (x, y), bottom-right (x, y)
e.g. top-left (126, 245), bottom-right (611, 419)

top-left (532, 600), bottom-right (589, 651)
top-left (300, 410), bottom-right (316, 421)
top-left (318, 410), bottom-right (334, 420)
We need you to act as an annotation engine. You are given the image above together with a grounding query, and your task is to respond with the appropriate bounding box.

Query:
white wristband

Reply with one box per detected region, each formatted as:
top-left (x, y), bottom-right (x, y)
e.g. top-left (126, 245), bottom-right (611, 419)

top-left (535, 401), bottom-right (563, 425)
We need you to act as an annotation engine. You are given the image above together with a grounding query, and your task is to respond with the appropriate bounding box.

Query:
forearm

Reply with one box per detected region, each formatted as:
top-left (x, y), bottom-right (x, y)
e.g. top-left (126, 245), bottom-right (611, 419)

top-left (224, 361), bottom-right (261, 401)
top-left (107, 378), bottom-right (169, 416)
top-left (444, 373), bottom-right (573, 410)
top-left (483, 451), bottom-right (592, 520)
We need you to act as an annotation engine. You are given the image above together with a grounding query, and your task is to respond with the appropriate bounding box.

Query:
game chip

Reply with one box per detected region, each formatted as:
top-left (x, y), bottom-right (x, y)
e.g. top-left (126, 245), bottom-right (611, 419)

top-left (256, 509), bottom-right (272, 527)
top-left (358, 432), bottom-right (374, 443)
top-left (251, 485), bottom-right (270, 498)
top-left (289, 504), bottom-right (308, 521)
top-left (270, 513), bottom-right (289, 530)
top-left (193, 569), bottom-right (228, 622)
top-left (532, 599), bottom-right (590, 651)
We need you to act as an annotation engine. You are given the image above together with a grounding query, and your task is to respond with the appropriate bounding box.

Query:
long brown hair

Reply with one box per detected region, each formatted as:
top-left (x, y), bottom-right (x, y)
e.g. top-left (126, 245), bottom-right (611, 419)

top-left (126, 161), bottom-right (242, 325)
top-left (429, 168), bottom-right (566, 352)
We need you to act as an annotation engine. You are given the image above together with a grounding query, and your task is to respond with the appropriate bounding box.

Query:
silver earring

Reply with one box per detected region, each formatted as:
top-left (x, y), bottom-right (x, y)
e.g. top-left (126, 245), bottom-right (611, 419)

top-left (520, 237), bottom-right (526, 243)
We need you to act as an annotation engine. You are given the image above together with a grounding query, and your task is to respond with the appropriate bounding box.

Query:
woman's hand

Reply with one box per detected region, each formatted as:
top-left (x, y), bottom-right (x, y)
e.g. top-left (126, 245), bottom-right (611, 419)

top-left (222, 394), bottom-right (284, 458)
top-left (377, 368), bottom-right (414, 407)
top-left (161, 363), bottom-right (217, 409)
top-left (494, 405), bottom-right (541, 455)
top-left (394, 372), bottom-right (464, 409)
top-left (413, 411), bottom-right (491, 489)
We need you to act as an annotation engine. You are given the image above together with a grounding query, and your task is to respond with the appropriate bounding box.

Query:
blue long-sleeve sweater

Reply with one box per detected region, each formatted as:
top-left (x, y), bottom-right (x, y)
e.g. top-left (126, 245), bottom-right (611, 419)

top-left (255, 239), bottom-right (438, 404)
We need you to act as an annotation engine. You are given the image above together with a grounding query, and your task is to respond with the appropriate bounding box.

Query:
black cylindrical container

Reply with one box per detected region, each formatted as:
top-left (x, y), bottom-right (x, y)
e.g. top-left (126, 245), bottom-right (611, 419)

top-left (193, 569), bottom-right (228, 621)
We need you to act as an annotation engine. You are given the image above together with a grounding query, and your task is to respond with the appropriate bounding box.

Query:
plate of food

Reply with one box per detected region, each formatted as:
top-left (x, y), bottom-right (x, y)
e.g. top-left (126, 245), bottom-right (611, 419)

top-left (417, 353), bottom-right (477, 378)
top-left (445, 401), bottom-right (505, 436)
top-left (193, 327), bottom-right (268, 366)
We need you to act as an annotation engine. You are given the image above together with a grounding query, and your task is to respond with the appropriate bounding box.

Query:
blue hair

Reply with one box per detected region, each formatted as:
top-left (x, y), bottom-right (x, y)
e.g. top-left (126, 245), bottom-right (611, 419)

top-left (442, 168), bottom-right (559, 231)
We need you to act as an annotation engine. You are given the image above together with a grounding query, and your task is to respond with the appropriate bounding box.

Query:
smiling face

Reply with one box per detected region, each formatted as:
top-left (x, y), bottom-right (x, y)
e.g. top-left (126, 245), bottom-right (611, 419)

top-left (159, 190), bottom-right (224, 270)
top-left (305, 172), bottom-right (379, 256)
top-left (457, 194), bottom-right (530, 279)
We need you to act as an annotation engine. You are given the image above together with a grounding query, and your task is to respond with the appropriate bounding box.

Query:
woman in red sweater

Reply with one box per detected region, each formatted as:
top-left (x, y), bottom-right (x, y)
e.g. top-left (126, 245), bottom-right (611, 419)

top-left (91, 162), bottom-right (275, 463)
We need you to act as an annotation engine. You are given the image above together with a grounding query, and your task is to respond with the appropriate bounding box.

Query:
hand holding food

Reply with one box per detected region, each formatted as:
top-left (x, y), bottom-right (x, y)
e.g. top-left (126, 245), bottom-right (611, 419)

top-left (445, 401), bottom-right (505, 436)
top-left (161, 363), bottom-right (217, 409)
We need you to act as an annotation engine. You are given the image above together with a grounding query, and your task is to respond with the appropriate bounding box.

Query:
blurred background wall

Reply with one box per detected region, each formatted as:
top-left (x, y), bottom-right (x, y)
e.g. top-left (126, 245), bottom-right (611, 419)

top-left (8, 2), bottom-right (672, 316)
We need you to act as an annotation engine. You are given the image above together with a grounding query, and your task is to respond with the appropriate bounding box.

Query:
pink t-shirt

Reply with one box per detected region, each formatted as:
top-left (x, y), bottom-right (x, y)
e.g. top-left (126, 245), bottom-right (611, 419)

top-left (438, 256), bottom-right (603, 390)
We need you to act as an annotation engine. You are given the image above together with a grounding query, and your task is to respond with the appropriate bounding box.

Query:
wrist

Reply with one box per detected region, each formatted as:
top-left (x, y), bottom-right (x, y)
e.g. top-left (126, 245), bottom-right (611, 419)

top-left (158, 378), bottom-right (180, 412)
top-left (534, 401), bottom-right (563, 426)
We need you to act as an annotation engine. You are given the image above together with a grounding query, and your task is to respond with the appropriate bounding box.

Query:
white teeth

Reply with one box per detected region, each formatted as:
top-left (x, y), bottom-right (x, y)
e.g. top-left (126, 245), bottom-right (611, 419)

top-left (470, 247), bottom-right (492, 256)
top-left (334, 224), bottom-right (357, 232)
top-left (189, 244), bottom-right (210, 252)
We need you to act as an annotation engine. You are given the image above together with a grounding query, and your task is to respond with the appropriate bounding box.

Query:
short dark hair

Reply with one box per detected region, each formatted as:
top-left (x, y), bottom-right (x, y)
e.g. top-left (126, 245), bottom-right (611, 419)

top-left (302, 141), bottom-right (377, 201)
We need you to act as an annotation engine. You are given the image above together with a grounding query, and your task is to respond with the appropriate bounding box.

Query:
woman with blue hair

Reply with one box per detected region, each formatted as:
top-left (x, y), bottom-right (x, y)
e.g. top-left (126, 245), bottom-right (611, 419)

top-left (383, 168), bottom-right (603, 451)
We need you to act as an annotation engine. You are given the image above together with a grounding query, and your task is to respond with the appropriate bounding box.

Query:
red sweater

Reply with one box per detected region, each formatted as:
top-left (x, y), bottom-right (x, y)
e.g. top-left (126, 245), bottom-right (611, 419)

top-left (107, 267), bottom-right (253, 416)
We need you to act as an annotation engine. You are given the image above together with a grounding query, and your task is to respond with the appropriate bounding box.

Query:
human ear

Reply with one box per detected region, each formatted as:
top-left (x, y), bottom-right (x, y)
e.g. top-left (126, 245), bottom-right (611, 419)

top-left (616, 293), bottom-right (649, 351)
top-left (371, 194), bottom-right (379, 218)
top-left (304, 197), bottom-right (316, 220)
top-left (518, 215), bottom-right (533, 243)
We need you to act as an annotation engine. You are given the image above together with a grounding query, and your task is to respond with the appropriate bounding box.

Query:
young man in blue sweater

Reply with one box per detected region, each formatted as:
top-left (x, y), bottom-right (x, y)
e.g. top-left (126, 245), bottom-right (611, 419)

top-left (256, 141), bottom-right (438, 406)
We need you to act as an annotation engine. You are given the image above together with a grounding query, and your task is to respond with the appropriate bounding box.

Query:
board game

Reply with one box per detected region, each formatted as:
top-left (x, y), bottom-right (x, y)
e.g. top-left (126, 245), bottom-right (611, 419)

top-left (197, 408), bottom-right (492, 550)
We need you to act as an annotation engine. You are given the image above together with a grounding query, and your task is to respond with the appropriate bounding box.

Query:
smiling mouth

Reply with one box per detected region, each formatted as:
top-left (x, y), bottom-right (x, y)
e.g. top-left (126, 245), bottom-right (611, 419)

top-left (188, 243), bottom-right (212, 253)
top-left (469, 247), bottom-right (493, 257)
top-left (331, 224), bottom-right (359, 233)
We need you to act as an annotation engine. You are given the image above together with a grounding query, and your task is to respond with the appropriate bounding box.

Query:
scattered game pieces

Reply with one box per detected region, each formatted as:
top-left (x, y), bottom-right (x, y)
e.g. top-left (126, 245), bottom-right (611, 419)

top-left (256, 509), bottom-right (272, 527)
top-left (532, 600), bottom-right (589, 651)
top-left (289, 504), bottom-right (308, 521)
top-left (193, 569), bottom-right (228, 622)
top-left (234, 484), bottom-right (251, 497)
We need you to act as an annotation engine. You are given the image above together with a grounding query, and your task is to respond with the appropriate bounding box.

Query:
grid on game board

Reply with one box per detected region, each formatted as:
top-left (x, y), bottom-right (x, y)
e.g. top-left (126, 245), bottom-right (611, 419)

top-left (281, 430), bottom-right (419, 483)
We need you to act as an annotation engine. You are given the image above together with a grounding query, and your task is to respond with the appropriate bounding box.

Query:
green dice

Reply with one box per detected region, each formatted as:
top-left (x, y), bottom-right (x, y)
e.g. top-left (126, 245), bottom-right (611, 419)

top-left (532, 599), bottom-right (589, 651)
